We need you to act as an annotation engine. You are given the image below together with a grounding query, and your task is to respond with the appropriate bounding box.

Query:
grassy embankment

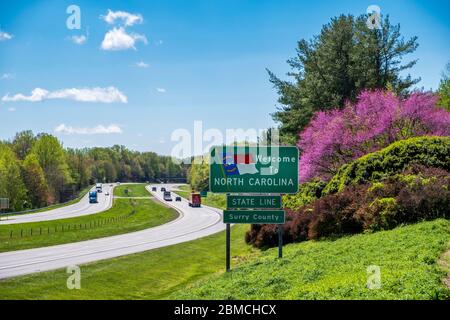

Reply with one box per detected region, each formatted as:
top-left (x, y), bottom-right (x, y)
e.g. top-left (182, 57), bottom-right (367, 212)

top-left (172, 219), bottom-right (450, 300)
top-left (0, 184), bottom-right (177, 252)
top-left (114, 184), bottom-right (152, 197)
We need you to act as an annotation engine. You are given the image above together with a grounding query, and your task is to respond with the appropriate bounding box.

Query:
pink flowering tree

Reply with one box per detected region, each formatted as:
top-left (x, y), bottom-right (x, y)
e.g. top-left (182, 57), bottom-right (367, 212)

top-left (298, 90), bottom-right (450, 182)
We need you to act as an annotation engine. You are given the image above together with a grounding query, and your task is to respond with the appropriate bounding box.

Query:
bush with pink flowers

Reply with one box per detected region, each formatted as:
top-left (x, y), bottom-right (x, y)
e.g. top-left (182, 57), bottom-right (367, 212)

top-left (298, 90), bottom-right (450, 182)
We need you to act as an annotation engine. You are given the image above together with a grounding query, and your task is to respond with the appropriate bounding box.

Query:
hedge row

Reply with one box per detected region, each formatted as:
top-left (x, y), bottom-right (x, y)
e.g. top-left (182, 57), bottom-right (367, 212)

top-left (247, 165), bottom-right (450, 248)
top-left (322, 136), bottom-right (450, 194)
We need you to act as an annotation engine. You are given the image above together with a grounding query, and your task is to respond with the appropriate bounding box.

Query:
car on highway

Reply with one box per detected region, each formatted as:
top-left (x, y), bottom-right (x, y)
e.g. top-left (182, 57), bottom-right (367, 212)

top-left (161, 187), bottom-right (166, 192)
top-left (105, 192), bottom-right (110, 196)
top-left (163, 191), bottom-right (172, 201)
top-left (175, 196), bottom-right (181, 201)
top-left (152, 187), bottom-right (157, 191)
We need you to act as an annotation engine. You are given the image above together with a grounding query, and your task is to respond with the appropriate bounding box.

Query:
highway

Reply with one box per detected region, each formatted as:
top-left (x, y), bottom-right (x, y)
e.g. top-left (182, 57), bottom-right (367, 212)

top-left (0, 184), bottom-right (114, 225)
top-left (0, 184), bottom-right (224, 279)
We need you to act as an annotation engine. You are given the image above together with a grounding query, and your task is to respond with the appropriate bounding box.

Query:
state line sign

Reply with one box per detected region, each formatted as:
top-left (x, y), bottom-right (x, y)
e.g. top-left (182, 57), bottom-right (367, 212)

top-left (209, 146), bottom-right (299, 194)
top-left (227, 195), bottom-right (282, 209)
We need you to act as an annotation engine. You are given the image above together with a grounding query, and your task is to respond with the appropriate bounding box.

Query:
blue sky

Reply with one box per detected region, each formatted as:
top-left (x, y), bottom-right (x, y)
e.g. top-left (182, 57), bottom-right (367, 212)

top-left (0, 0), bottom-right (449, 155)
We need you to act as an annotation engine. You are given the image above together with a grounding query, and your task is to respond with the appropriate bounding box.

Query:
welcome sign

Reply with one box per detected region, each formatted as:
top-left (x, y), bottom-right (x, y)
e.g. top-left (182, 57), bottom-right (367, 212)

top-left (209, 146), bottom-right (299, 194)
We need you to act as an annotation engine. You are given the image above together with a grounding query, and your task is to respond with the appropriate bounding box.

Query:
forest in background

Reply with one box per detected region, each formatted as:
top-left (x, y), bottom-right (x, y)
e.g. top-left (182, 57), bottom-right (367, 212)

top-left (0, 131), bottom-right (187, 211)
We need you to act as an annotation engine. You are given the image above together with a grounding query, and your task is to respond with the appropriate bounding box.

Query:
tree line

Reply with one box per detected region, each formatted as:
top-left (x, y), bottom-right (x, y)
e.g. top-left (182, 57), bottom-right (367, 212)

top-left (0, 131), bottom-right (187, 211)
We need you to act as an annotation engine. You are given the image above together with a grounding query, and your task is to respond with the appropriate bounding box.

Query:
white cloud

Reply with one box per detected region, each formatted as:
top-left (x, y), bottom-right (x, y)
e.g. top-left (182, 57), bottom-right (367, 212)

top-left (156, 88), bottom-right (166, 93)
top-left (102, 10), bottom-right (143, 26)
top-left (70, 35), bottom-right (87, 45)
top-left (101, 27), bottom-right (147, 51)
top-left (1, 73), bottom-right (13, 80)
top-left (2, 88), bottom-right (49, 102)
top-left (0, 30), bottom-right (13, 41)
top-left (8, 107), bottom-right (15, 112)
top-left (55, 123), bottom-right (123, 135)
top-left (136, 61), bottom-right (149, 68)
top-left (2, 87), bottom-right (127, 103)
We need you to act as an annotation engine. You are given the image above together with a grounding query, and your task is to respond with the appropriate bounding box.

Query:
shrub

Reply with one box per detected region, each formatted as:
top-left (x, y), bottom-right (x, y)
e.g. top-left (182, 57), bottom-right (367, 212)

top-left (246, 165), bottom-right (450, 248)
top-left (307, 186), bottom-right (365, 239)
top-left (283, 179), bottom-right (326, 210)
top-left (358, 197), bottom-right (400, 230)
top-left (298, 90), bottom-right (450, 182)
top-left (322, 136), bottom-right (450, 194)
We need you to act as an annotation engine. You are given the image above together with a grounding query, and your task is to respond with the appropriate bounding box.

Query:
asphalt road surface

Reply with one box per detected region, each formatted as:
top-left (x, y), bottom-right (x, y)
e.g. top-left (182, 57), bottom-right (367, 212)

top-left (0, 184), bottom-right (224, 279)
top-left (0, 184), bottom-right (114, 225)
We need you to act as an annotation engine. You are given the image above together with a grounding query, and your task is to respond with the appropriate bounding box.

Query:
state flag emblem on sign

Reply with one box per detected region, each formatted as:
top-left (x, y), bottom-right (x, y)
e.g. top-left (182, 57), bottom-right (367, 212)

top-left (222, 153), bottom-right (259, 176)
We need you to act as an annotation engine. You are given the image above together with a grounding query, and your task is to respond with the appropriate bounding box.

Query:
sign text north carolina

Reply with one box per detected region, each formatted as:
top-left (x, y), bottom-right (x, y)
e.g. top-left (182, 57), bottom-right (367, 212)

top-left (209, 146), bottom-right (299, 194)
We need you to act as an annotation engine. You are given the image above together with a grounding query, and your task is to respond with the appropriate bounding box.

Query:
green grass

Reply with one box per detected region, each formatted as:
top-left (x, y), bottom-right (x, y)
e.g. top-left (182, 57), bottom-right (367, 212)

top-left (0, 198), bottom-right (178, 252)
top-left (0, 224), bottom-right (254, 299)
top-left (171, 219), bottom-right (450, 300)
top-left (175, 185), bottom-right (191, 199)
top-left (177, 185), bottom-right (226, 209)
top-left (113, 184), bottom-right (151, 197)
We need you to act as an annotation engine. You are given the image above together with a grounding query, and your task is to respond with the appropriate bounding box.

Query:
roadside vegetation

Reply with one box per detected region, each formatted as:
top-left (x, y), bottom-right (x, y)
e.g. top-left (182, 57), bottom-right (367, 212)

top-left (173, 219), bottom-right (450, 300)
top-left (0, 198), bottom-right (178, 252)
top-left (114, 183), bottom-right (151, 197)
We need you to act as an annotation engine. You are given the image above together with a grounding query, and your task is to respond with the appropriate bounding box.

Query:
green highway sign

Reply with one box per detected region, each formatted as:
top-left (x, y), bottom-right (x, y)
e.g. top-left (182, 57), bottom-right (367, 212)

top-left (209, 146), bottom-right (299, 194)
top-left (227, 195), bottom-right (281, 209)
top-left (223, 210), bottom-right (285, 224)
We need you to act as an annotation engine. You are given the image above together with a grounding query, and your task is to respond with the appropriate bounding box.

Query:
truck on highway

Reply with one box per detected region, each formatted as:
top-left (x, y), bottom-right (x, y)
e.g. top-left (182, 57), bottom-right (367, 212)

top-left (189, 193), bottom-right (201, 207)
top-left (89, 191), bottom-right (98, 203)
top-left (163, 191), bottom-right (172, 201)
top-left (96, 183), bottom-right (102, 193)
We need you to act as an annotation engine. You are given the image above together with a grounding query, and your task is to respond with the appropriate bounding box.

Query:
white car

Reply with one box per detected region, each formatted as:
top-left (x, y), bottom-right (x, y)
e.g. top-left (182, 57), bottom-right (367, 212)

top-left (105, 192), bottom-right (110, 196)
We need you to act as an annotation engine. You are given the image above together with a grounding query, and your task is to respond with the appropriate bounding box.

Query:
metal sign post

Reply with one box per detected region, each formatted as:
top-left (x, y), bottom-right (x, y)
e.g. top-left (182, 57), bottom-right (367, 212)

top-left (226, 223), bottom-right (231, 272)
top-left (278, 224), bottom-right (283, 258)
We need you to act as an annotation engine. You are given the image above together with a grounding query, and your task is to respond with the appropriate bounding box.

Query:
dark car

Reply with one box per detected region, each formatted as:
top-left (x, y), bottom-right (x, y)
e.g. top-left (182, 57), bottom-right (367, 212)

top-left (175, 196), bottom-right (182, 201)
top-left (161, 187), bottom-right (166, 192)
top-left (152, 187), bottom-right (157, 191)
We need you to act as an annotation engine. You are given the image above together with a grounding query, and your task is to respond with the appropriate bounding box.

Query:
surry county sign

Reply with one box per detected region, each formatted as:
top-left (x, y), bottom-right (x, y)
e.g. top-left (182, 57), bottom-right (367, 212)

top-left (209, 146), bottom-right (299, 194)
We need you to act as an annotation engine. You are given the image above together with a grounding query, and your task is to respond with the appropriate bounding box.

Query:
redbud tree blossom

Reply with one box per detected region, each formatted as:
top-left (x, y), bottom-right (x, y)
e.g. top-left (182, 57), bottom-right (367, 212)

top-left (298, 90), bottom-right (450, 182)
